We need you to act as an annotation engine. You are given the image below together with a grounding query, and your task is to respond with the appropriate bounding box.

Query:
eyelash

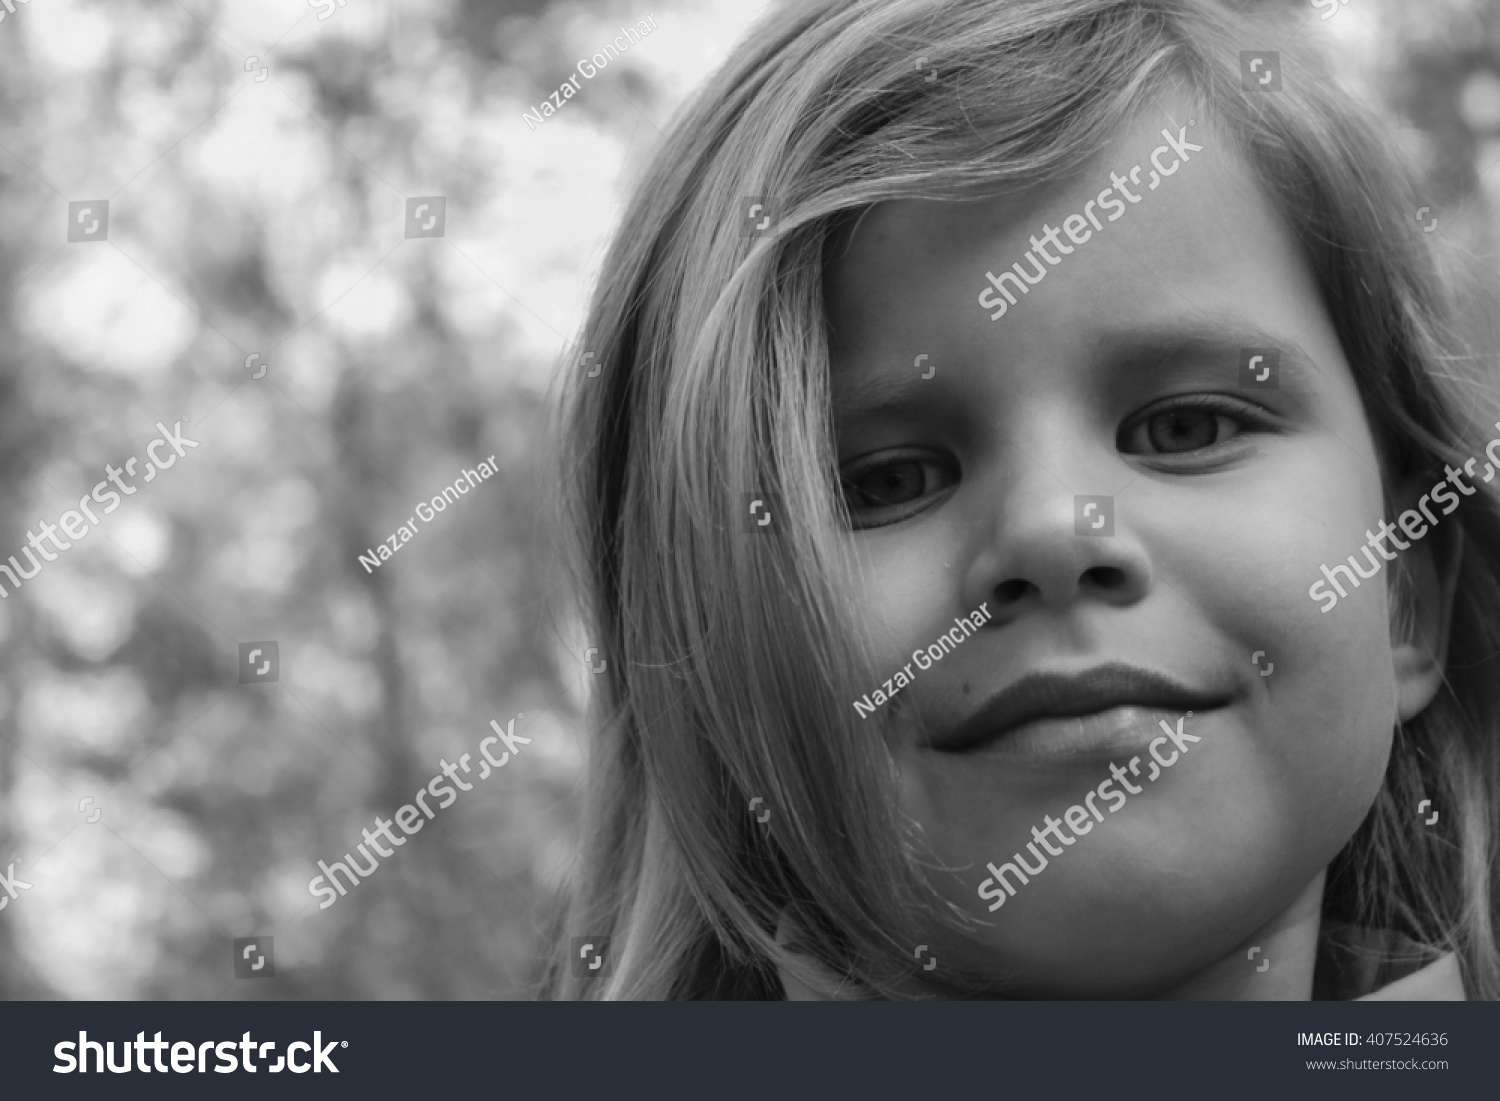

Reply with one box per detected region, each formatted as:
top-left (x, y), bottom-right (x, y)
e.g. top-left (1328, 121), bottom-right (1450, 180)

top-left (837, 394), bottom-right (1276, 530)
top-left (1117, 393), bottom-right (1276, 458)
top-left (839, 449), bottom-right (958, 531)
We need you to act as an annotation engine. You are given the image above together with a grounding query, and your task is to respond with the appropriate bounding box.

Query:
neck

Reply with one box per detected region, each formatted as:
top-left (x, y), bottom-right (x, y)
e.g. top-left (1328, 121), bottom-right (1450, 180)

top-left (1154, 870), bottom-right (1325, 1000)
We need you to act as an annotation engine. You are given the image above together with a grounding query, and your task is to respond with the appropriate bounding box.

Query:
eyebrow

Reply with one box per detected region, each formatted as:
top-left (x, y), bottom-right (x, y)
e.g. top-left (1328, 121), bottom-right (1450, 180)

top-left (830, 316), bottom-right (1321, 420)
top-left (1096, 318), bottom-right (1320, 387)
top-left (830, 368), bottom-right (936, 420)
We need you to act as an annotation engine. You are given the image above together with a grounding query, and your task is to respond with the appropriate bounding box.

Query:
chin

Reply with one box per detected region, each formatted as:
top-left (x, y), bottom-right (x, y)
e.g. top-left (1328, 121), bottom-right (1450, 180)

top-left (924, 832), bottom-right (1311, 996)
top-left (927, 905), bottom-right (1237, 999)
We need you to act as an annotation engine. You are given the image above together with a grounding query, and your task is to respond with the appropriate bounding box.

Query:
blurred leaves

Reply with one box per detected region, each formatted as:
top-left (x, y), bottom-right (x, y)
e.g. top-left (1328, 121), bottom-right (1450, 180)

top-left (0, 0), bottom-right (703, 1000)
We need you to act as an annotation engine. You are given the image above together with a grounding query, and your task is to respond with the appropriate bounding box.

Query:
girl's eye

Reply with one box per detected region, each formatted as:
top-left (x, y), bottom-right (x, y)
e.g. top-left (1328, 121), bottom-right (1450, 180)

top-left (1119, 396), bottom-right (1264, 457)
top-left (839, 452), bottom-right (958, 528)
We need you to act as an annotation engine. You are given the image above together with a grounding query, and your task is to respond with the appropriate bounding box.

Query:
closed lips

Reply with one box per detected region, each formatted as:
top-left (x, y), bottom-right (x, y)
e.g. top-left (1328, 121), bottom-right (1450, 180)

top-left (929, 663), bottom-right (1227, 754)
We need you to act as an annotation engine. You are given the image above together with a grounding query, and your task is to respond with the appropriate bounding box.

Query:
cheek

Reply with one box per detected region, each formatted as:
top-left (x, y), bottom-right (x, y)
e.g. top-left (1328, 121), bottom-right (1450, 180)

top-left (1158, 451), bottom-right (1397, 846)
top-left (847, 533), bottom-right (963, 661)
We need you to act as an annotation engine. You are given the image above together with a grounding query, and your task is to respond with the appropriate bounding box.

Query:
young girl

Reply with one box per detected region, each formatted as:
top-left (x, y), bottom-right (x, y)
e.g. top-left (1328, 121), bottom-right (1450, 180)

top-left (541, 0), bottom-right (1500, 1000)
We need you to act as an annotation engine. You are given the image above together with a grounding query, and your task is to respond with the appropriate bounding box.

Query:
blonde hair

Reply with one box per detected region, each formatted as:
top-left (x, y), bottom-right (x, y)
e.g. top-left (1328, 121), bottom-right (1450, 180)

top-left (542, 0), bottom-right (1500, 999)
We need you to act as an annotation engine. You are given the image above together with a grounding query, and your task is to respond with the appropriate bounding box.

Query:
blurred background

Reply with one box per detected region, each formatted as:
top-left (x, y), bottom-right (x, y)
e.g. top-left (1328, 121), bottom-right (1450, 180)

top-left (0, 0), bottom-right (1497, 1000)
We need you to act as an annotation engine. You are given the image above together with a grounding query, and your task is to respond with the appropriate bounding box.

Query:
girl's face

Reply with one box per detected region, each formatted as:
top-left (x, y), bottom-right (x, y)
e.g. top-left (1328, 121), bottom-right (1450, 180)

top-left (822, 102), bottom-right (1438, 996)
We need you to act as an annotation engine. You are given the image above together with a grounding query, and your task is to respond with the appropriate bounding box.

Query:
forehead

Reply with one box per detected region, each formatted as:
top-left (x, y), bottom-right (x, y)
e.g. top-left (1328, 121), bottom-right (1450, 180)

top-left (822, 105), bottom-right (1329, 381)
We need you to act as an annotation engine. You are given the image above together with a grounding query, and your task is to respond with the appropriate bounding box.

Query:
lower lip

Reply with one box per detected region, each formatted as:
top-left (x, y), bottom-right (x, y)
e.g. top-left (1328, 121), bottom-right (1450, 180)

top-left (950, 705), bottom-right (1210, 765)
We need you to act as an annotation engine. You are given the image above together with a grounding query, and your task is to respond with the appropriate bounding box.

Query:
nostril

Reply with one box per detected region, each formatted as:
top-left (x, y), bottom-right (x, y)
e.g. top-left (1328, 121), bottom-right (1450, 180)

top-left (1083, 565), bottom-right (1128, 591)
top-left (994, 578), bottom-right (1032, 606)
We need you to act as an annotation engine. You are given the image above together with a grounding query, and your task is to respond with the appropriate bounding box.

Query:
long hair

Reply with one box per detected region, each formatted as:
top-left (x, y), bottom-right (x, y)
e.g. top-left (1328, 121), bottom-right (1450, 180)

top-left (542, 0), bottom-right (1500, 999)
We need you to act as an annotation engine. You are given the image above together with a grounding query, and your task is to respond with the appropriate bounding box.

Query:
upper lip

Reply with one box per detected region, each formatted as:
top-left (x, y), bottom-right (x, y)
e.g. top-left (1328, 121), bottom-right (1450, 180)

top-left (928, 662), bottom-right (1227, 753)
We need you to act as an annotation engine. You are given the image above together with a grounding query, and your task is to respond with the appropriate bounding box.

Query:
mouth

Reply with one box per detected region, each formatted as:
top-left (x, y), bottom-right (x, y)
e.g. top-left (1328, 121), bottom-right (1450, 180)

top-left (928, 662), bottom-right (1230, 757)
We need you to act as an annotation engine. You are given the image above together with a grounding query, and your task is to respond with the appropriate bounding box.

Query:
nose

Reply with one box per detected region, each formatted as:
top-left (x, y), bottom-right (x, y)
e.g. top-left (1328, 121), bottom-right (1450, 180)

top-left (961, 472), bottom-right (1152, 624)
